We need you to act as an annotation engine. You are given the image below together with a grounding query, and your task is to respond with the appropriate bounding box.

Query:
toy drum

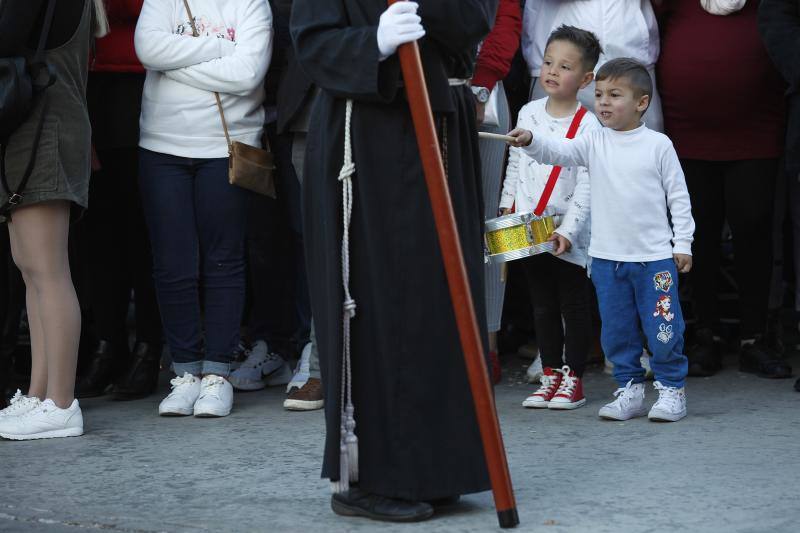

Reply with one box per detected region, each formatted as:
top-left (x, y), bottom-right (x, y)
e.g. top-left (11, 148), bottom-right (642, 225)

top-left (484, 210), bottom-right (558, 264)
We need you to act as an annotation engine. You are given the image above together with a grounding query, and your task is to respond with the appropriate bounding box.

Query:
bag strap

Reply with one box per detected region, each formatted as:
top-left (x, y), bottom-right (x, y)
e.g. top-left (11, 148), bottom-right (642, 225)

top-left (532, 106), bottom-right (588, 217)
top-left (182, 0), bottom-right (233, 152)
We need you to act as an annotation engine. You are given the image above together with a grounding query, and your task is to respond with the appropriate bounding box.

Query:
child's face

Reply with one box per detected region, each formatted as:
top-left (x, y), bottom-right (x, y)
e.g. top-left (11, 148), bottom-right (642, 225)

top-left (594, 77), bottom-right (650, 131)
top-left (541, 40), bottom-right (594, 101)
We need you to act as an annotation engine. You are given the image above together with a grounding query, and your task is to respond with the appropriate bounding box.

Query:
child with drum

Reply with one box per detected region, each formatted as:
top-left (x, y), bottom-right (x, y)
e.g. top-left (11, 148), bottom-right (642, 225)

top-left (499, 26), bottom-right (602, 411)
top-left (508, 58), bottom-right (695, 422)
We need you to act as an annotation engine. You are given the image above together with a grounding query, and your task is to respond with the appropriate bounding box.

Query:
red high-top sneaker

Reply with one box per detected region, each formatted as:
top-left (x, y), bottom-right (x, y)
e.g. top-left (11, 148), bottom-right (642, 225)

top-left (548, 366), bottom-right (586, 410)
top-left (522, 367), bottom-right (562, 408)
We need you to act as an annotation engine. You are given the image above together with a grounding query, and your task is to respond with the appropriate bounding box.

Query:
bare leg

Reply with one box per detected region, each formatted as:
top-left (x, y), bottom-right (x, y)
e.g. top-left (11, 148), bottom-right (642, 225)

top-left (7, 201), bottom-right (80, 408)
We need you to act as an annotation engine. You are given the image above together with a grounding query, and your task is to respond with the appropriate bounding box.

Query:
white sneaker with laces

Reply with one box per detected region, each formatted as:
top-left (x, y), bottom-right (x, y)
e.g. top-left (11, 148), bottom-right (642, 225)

top-left (194, 375), bottom-right (234, 417)
top-left (286, 342), bottom-right (312, 392)
top-left (159, 373), bottom-right (201, 416)
top-left (598, 380), bottom-right (647, 421)
top-left (648, 381), bottom-right (687, 422)
top-left (229, 340), bottom-right (292, 391)
top-left (0, 390), bottom-right (40, 419)
top-left (0, 399), bottom-right (83, 440)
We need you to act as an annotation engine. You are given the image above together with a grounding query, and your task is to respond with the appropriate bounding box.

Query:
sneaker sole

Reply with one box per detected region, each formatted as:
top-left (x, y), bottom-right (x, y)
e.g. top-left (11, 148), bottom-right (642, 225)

top-left (548, 398), bottom-right (587, 410)
top-left (648, 409), bottom-right (686, 422)
top-left (0, 427), bottom-right (83, 440)
top-left (194, 408), bottom-right (232, 418)
top-left (283, 399), bottom-right (324, 411)
top-left (522, 400), bottom-right (549, 408)
top-left (331, 498), bottom-right (434, 523)
top-left (598, 408), bottom-right (647, 421)
top-left (159, 409), bottom-right (193, 416)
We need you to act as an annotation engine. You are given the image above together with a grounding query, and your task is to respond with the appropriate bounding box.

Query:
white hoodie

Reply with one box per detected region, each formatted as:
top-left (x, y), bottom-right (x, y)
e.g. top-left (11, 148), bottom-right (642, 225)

top-left (135, 0), bottom-right (272, 158)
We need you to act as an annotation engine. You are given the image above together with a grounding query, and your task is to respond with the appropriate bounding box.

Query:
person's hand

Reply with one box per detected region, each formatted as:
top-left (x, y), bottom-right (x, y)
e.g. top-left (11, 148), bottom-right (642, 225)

top-left (507, 128), bottom-right (532, 147)
top-left (549, 232), bottom-right (572, 256)
top-left (498, 207), bottom-right (511, 217)
top-left (674, 253), bottom-right (692, 273)
top-left (376, 2), bottom-right (425, 61)
top-left (476, 101), bottom-right (486, 124)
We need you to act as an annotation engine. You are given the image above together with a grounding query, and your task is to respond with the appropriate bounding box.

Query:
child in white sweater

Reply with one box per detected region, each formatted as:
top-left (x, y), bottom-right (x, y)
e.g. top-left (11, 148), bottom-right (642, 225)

top-left (509, 58), bottom-right (695, 422)
top-left (500, 26), bottom-right (602, 411)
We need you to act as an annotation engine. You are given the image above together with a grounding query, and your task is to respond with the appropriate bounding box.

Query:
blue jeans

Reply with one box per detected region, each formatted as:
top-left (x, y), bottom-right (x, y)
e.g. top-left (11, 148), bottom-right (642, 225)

top-left (591, 258), bottom-right (688, 388)
top-left (138, 149), bottom-right (249, 377)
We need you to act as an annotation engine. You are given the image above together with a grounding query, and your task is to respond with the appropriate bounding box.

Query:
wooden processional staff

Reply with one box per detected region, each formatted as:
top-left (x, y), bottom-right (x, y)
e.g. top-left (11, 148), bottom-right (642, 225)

top-left (388, 0), bottom-right (520, 528)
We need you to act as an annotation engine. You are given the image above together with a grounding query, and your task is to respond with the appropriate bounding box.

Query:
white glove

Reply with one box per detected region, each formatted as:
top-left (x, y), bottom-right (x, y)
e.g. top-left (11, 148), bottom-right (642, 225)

top-left (376, 2), bottom-right (425, 61)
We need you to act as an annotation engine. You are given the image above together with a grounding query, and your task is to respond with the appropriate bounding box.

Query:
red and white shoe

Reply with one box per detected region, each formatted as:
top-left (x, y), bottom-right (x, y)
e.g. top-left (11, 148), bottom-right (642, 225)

top-left (522, 367), bottom-right (562, 408)
top-left (548, 366), bottom-right (586, 410)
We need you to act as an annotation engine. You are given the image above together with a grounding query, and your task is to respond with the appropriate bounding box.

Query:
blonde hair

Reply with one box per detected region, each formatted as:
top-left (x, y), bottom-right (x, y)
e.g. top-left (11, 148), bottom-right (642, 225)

top-left (92, 0), bottom-right (110, 38)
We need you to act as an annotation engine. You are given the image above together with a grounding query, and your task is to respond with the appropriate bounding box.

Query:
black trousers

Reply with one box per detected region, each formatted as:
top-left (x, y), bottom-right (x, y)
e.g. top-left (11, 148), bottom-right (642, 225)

top-left (522, 253), bottom-right (592, 376)
top-left (681, 158), bottom-right (777, 339)
top-left (88, 147), bottom-right (162, 347)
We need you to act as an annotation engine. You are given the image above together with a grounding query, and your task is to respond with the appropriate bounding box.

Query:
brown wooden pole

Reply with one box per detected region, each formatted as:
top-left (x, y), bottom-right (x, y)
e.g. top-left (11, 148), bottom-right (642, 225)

top-left (387, 1), bottom-right (519, 527)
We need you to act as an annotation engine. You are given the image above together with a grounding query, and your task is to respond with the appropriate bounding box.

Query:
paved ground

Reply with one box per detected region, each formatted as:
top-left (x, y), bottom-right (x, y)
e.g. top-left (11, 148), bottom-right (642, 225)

top-left (1, 352), bottom-right (799, 533)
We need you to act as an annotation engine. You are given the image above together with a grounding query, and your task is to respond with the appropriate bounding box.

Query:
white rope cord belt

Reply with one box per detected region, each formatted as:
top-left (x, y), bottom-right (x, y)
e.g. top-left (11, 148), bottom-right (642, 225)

top-left (332, 99), bottom-right (358, 494)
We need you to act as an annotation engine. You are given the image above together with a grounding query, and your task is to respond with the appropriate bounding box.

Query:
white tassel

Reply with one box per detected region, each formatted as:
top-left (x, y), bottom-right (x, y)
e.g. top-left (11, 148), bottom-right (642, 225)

top-left (345, 404), bottom-right (359, 482)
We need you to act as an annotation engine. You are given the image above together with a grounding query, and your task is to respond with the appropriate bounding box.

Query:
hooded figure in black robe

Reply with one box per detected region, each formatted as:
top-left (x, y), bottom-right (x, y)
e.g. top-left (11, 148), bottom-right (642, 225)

top-left (290, 0), bottom-right (499, 519)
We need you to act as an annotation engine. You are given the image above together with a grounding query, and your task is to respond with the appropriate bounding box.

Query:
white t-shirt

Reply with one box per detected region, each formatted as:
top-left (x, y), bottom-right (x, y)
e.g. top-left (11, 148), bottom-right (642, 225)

top-left (522, 0), bottom-right (659, 77)
top-left (521, 124), bottom-right (695, 262)
top-left (135, 0), bottom-right (273, 158)
top-left (499, 98), bottom-right (601, 268)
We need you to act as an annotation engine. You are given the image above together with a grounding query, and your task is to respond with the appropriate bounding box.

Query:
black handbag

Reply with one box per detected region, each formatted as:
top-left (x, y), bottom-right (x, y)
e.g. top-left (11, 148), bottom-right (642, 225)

top-left (0, 0), bottom-right (58, 219)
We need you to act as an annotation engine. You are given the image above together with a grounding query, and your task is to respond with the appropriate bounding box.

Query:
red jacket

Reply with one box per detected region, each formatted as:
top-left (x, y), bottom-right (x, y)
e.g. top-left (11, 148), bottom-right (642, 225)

top-left (472, 0), bottom-right (522, 90)
top-left (92, 0), bottom-right (144, 73)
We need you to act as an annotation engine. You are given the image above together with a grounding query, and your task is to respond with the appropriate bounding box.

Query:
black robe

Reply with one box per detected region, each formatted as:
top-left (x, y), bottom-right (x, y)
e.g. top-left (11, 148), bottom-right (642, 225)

top-left (290, 0), bottom-right (498, 501)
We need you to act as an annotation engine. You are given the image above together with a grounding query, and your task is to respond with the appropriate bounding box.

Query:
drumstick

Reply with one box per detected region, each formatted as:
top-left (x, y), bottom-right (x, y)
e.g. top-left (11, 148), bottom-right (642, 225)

top-left (479, 132), bottom-right (517, 143)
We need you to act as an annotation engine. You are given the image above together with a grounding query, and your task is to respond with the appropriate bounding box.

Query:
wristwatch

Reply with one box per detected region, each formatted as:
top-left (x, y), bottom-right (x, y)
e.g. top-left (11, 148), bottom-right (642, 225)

top-left (471, 85), bottom-right (490, 104)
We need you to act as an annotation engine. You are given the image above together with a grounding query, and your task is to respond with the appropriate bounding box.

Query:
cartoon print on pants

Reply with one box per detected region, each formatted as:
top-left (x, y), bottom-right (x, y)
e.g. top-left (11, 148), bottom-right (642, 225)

top-left (657, 323), bottom-right (674, 344)
top-left (653, 294), bottom-right (675, 322)
top-left (653, 271), bottom-right (674, 293)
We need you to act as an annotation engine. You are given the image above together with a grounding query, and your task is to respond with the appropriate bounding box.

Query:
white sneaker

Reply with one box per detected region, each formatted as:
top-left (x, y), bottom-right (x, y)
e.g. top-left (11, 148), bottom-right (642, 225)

top-left (229, 340), bottom-right (292, 391)
top-left (648, 381), bottom-right (687, 422)
top-left (0, 390), bottom-right (40, 419)
top-left (525, 354), bottom-right (544, 384)
top-left (598, 380), bottom-right (647, 421)
top-left (0, 399), bottom-right (83, 440)
top-left (194, 375), bottom-right (234, 417)
top-left (159, 373), bottom-right (201, 416)
top-left (286, 342), bottom-right (312, 392)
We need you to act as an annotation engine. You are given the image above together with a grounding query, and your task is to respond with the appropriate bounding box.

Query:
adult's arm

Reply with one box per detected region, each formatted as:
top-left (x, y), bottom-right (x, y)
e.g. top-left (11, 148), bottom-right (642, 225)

top-left (758, 0), bottom-right (800, 87)
top-left (473, 0), bottom-right (521, 90)
top-left (164, 0), bottom-right (272, 95)
top-left (134, 0), bottom-right (235, 71)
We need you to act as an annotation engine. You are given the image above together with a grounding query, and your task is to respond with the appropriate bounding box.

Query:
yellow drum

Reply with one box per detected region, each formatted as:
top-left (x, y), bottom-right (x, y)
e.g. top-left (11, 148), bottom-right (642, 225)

top-left (484, 210), bottom-right (558, 264)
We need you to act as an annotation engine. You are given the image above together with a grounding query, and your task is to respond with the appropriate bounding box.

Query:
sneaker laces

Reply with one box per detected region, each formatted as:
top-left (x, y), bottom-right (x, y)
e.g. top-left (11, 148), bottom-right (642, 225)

top-left (167, 373), bottom-right (197, 397)
top-left (611, 379), bottom-right (641, 409)
top-left (532, 371), bottom-right (560, 397)
top-left (554, 366), bottom-right (577, 397)
top-left (1, 390), bottom-right (39, 415)
top-left (653, 381), bottom-right (684, 412)
top-left (200, 375), bottom-right (227, 400)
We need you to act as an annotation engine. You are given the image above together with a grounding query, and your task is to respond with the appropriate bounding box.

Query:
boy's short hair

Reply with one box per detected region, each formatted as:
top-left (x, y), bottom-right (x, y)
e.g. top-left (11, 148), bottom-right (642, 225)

top-left (546, 25), bottom-right (602, 72)
top-left (595, 58), bottom-right (653, 100)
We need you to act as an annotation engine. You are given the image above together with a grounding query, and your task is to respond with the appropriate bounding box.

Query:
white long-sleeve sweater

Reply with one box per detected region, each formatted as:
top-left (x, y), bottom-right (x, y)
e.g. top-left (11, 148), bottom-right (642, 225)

top-left (135, 0), bottom-right (272, 158)
top-left (500, 98), bottom-right (601, 268)
top-left (521, 123), bottom-right (695, 262)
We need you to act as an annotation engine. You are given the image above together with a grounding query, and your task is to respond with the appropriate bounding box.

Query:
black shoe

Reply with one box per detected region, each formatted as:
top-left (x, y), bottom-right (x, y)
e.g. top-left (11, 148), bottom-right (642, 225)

top-left (425, 495), bottom-right (460, 508)
top-left (331, 488), bottom-right (434, 523)
top-left (687, 328), bottom-right (722, 377)
top-left (739, 340), bottom-right (792, 379)
top-left (75, 340), bottom-right (121, 398)
top-left (112, 342), bottom-right (163, 401)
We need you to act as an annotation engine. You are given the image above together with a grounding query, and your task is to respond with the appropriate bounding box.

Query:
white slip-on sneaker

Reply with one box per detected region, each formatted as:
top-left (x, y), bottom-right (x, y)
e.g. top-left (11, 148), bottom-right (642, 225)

top-left (229, 340), bottom-right (291, 391)
top-left (194, 375), bottom-right (233, 418)
top-left (159, 373), bottom-right (201, 416)
top-left (648, 381), bottom-right (687, 422)
top-left (0, 399), bottom-right (83, 440)
top-left (286, 342), bottom-right (312, 393)
top-left (0, 390), bottom-right (41, 419)
top-left (598, 380), bottom-right (647, 421)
